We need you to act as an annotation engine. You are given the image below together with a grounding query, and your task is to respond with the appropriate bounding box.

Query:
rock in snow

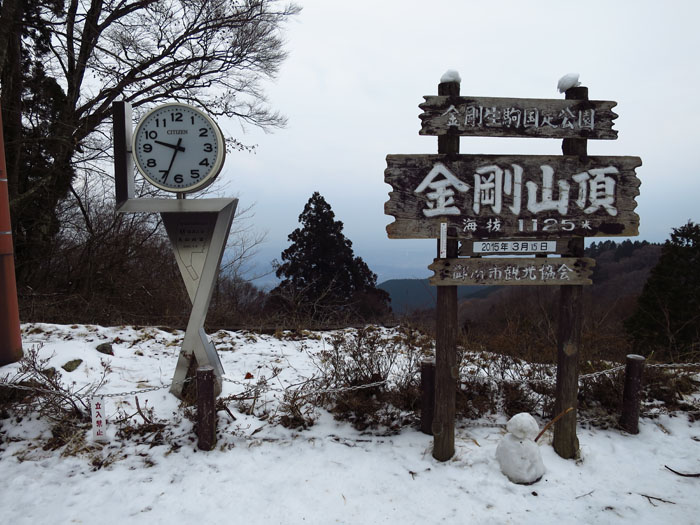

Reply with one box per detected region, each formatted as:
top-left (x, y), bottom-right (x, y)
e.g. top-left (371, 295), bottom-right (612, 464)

top-left (441, 69), bottom-right (462, 84)
top-left (557, 73), bottom-right (581, 93)
top-left (496, 413), bottom-right (546, 484)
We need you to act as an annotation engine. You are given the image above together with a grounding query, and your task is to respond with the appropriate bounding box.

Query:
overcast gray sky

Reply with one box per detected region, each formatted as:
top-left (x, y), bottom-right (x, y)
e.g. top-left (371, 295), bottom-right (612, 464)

top-left (214, 0), bottom-right (700, 286)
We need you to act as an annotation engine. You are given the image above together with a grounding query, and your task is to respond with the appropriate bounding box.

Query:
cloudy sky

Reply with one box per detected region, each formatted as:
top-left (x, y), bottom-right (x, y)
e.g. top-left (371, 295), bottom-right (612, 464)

top-left (214, 0), bottom-right (700, 286)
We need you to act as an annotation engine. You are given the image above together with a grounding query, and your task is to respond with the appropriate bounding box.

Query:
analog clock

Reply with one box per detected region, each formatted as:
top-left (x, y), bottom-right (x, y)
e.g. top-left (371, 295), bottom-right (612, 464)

top-left (132, 103), bottom-right (226, 193)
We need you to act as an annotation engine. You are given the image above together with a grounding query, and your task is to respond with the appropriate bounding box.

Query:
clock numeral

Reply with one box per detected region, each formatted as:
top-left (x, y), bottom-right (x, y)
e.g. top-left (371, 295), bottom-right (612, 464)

top-left (146, 159), bottom-right (156, 167)
top-left (143, 143), bottom-right (152, 153)
top-left (159, 170), bottom-right (168, 182)
top-left (174, 174), bottom-right (184, 184)
top-left (146, 130), bottom-right (158, 139)
top-left (199, 128), bottom-right (209, 137)
top-left (199, 158), bottom-right (210, 167)
top-left (190, 169), bottom-right (200, 178)
top-left (203, 143), bottom-right (213, 152)
top-left (171, 112), bottom-right (183, 122)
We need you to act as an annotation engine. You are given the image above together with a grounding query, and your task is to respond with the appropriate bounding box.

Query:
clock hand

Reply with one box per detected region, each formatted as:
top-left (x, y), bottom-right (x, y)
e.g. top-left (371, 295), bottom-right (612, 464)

top-left (154, 139), bottom-right (186, 153)
top-left (162, 137), bottom-right (183, 181)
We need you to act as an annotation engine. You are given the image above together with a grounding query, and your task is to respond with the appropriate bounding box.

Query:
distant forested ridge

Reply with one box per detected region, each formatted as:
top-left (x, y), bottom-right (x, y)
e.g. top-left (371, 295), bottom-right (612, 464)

top-left (378, 279), bottom-right (497, 314)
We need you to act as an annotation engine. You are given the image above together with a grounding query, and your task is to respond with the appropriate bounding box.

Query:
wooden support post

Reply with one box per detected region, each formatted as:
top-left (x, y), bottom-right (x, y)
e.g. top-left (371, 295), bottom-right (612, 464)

top-left (0, 101), bottom-right (23, 367)
top-left (553, 86), bottom-right (588, 459)
top-left (553, 263), bottom-right (582, 458)
top-left (619, 354), bottom-right (645, 434)
top-left (112, 101), bottom-right (134, 206)
top-left (421, 359), bottom-right (435, 435)
top-left (196, 365), bottom-right (217, 451)
top-left (432, 78), bottom-right (460, 462)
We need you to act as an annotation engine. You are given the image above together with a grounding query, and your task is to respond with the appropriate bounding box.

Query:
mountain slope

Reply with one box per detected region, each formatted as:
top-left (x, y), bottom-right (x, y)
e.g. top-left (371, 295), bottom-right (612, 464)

top-left (378, 278), bottom-right (497, 314)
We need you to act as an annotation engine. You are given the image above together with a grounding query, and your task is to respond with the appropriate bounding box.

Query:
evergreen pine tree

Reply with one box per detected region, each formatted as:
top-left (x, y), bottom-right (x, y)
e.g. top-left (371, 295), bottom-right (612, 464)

top-left (625, 221), bottom-right (700, 361)
top-left (270, 192), bottom-right (390, 323)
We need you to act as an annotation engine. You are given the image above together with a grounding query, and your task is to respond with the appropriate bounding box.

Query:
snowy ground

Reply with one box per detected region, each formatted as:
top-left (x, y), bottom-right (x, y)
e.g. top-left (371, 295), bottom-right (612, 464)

top-left (1, 323), bottom-right (699, 525)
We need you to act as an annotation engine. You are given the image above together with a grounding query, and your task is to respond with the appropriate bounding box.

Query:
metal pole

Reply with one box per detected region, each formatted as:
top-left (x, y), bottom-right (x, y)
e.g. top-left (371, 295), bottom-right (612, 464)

top-left (0, 101), bottom-right (23, 366)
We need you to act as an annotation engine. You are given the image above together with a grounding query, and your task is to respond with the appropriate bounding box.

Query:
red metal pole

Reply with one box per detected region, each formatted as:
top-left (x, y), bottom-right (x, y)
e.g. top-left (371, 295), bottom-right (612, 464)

top-left (0, 101), bottom-right (23, 365)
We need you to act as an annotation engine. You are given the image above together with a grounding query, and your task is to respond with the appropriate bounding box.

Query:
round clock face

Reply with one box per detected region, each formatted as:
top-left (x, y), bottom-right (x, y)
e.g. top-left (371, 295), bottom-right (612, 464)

top-left (132, 103), bottom-right (226, 193)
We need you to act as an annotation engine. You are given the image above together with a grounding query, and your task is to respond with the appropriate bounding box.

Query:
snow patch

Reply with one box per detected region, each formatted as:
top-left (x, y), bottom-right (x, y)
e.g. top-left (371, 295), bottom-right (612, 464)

top-left (1, 324), bottom-right (699, 524)
top-left (440, 69), bottom-right (461, 84)
top-left (557, 73), bottom-right (581, 93)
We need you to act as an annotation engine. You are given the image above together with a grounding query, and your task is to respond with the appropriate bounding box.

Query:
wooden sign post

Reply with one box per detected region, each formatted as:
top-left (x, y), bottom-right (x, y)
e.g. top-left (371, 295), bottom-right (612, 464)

top-left (432, 79), bottom-right (459, 462)
top-left (554, 85), bottom-right (587, 459)
top-left (384, 74), bottom-right (641, 461)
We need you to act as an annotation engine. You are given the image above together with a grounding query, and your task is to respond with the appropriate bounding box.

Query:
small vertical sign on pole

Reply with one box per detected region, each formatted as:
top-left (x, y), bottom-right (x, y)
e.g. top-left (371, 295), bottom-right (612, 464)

top-left (91, 396), bottom-right (109, 442)
top-left (439, 223), bottom-right (447, 258)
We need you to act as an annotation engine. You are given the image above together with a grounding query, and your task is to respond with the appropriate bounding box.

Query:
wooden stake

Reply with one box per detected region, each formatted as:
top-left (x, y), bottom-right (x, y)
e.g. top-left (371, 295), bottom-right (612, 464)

top-left (196, 365), bottom-right (217, 451)
top-left (432, 78), bottom-right (460, 462)
top-left (420, 359), bottom-right (435, 435)
top-left (619, 354), bottom-right (645, 434)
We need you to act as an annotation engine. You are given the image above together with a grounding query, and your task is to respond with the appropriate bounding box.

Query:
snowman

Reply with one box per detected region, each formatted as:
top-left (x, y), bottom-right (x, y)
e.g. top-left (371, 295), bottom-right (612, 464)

top-left (496, 412), bottom-right (546, 484)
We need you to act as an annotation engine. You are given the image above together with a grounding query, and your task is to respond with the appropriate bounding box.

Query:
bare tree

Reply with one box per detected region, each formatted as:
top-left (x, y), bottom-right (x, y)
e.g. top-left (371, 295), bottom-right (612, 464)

top-left (1, 0), bottom-right (300, 286)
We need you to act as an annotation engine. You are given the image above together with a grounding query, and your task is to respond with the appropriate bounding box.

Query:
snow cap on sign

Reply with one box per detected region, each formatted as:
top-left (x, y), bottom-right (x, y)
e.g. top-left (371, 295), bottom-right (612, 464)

top-left (440, 70), bottom-right (461, 83)
top-left (557, 73), bottom-right (581, 93)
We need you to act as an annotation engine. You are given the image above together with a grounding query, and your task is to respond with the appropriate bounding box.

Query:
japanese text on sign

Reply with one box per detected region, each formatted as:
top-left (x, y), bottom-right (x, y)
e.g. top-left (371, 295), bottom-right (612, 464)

top-left (415, 162), bottom-right (618, 221)
top-left (452, 261), bottom-right (573, 283)
top-left (441, 104), bottom-right (595, 131)
top-left (473, 240), bottom-right (556, 254)
top-left (429, 257), bottom-right (595, 286)
top-left (91, 396), bottom-right (109, 442)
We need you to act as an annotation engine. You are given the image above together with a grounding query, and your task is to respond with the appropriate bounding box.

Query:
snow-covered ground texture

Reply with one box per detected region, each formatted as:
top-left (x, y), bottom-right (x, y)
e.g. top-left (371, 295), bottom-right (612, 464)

top-left (1, 323), bottom-right (699, 525)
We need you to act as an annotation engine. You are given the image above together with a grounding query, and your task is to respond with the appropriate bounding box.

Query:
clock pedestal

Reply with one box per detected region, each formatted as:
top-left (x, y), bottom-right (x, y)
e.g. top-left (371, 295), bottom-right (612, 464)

top-left (113, 101), bottom-right (237, 399)
top-left (163, 207), bottom-right (236, 398)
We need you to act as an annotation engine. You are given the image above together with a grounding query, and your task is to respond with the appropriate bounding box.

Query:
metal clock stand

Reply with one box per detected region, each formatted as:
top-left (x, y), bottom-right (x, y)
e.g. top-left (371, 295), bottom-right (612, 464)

top-left (113, 101), bottom-right (236, 398)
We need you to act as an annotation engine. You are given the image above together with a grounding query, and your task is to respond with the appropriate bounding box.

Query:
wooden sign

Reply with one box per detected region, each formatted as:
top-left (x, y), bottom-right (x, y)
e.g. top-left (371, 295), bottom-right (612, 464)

top-left (460, 238), bottom-right (573, 256)
top-left (429, 257), bottom-right (595, 286)
top-left (385, 154), bottom-right (641, 239)
top-left (419, 96), bottom-right (617, 140)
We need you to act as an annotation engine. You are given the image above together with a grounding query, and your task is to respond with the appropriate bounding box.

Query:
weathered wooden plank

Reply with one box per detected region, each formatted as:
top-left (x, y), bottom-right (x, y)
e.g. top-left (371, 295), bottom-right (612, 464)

top-left (419, 96), bottom-right (617, 139)
top-left (385, 154), bottom-right (641, 239)
top-left (428, 257), bottom-right (595, 286)
top-left (460, 238), bottom-right (573, 256)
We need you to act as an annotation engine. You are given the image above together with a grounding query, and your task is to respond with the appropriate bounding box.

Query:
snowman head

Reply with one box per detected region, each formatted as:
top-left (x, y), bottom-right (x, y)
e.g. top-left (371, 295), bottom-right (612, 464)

top-left (506, 413), bottom-right (540, 440)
